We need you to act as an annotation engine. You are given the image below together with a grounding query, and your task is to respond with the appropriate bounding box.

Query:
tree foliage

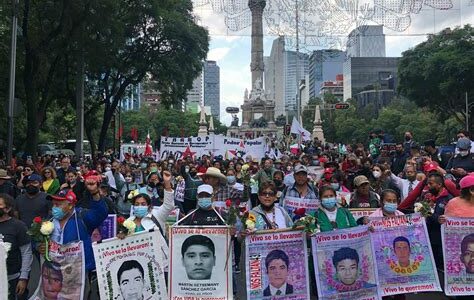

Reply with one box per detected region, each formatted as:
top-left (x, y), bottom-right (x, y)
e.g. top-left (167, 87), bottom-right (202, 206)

top-left (398, 25), bottom-right (474, 132)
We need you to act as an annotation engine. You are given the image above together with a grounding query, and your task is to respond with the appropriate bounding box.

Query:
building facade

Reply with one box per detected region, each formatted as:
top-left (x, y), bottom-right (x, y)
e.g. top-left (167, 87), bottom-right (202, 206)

top-left (186, 73), bottom-right (203, 113)
top-left (346, 25), bottom-right (386, 58)
top-left (320, 74), bottom-right (344, 101)
top-left (203, 61), bottom-right (220, 119)
top-left (120, 84), bottom-right (141, 111)
top-left (308, 50), bottom-right (345, 99)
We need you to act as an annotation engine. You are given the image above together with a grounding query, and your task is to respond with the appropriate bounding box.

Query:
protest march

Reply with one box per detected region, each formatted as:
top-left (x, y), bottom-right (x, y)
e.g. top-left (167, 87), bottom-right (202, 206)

top-left (0, 131), bottom-right (474, 300)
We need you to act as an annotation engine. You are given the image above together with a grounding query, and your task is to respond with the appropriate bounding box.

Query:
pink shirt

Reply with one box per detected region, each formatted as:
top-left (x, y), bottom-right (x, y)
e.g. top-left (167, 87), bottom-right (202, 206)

top-left (444, 197), bottom-right (474, 218)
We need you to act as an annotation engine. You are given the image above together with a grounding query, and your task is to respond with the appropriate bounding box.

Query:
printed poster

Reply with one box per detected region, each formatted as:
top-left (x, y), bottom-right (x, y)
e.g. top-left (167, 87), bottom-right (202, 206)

top-left (370, 214), bottom-right (441, 296)
top-left (91, 214), bottom-right (117, 242)
top-left (441, 217), bottom-right (474, 296)
top-left (30, 241), bottom-right (85, 300)
top-left (93, 231), bottom-right (167, 300)
top-left (312, 226), bottom-right (380, 300)
top-left (0, 242), bottom-right (8, 300)
top-left (245, 230), bottom-right (310, 299)
top-left (169, 226), bottom-right (232, 299)
top-left (349, 209), bottom-right (377, 219)
top-left (282, 195), bottom-right (320, 219)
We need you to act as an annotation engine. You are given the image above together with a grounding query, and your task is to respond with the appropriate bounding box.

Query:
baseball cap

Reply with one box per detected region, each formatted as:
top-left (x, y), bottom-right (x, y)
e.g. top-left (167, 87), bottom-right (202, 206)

top-left (460, 174), bottom-right (474, 190)
top-left (26, 174), bottom-right (42, 183)
top-left (294, 164), bottom-right (308, 174)
top-left (423, 161), bottom-right (439, 173)
top-left (353, 175), bottom-right (370, 187)
top-left (197, 184), bottom-right (213, 195)
top-left (48, 189), bottom-right (77, 205)
top-left (456, 138), bottom-right (471, 150)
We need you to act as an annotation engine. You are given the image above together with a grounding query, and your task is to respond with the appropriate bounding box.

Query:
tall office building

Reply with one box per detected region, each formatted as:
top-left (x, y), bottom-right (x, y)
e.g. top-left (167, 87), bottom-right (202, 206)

top-left (120, 84), bottom-right (141, 111)
top-left (264, 36), bottom-right (309, 118)
top-left (186, 73), bottom-right (203, 113)
top-left (346, 25), bottom-right (386, 58)
top-left (203, 61), bottom-right (220, 119)
top-left (308, 50), bottom-right (345, 99)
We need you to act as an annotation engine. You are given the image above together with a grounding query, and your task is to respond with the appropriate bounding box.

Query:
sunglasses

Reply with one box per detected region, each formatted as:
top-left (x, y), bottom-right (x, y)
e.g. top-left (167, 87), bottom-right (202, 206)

top-left (24, 168), bottom-right (32, 172)
top-left (260, 192), bottom-right (276, 197)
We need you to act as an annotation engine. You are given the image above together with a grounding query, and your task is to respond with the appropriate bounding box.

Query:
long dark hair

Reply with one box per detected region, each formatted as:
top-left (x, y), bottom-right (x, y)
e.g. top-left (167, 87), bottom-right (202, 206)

top-left (0, 193), bottom-right (15, 217)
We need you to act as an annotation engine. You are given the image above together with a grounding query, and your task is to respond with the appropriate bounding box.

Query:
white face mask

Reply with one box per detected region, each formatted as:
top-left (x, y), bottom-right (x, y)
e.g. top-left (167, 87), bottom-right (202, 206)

top-left (372, 171), bottom-right (382, 179)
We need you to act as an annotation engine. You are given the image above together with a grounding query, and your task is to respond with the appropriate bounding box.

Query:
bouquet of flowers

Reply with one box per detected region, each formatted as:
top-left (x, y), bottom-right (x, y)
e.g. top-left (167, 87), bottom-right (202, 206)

top-left (292, 210), bottom-right (318, 234)
top-left (117, 216), bottom-right (136, 235)
top-left (240, 211), bottom-right (257, 232)
top-left (224, 199), bottom-right (240, 226)
top-left (127, 189), bottom-right (140, 201)
top-left (27, 216), bottom-right (54, 261)
top-left (414, 201), bottom-right (433, 218)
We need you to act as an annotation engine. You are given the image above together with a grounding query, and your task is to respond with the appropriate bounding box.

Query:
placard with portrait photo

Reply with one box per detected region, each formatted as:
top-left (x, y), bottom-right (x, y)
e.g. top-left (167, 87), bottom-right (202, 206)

top-left (169, 226), bottom-right (232, 300)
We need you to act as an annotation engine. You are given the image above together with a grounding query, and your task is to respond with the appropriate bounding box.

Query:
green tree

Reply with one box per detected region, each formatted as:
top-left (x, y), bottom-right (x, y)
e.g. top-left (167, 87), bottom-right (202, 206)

top-left (398, 25), bottom-right (474, 132)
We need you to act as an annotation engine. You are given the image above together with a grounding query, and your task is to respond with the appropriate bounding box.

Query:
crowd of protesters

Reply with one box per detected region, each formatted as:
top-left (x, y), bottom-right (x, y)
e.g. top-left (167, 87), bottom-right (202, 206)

top-left (0, 128), bottom-right (473, 299)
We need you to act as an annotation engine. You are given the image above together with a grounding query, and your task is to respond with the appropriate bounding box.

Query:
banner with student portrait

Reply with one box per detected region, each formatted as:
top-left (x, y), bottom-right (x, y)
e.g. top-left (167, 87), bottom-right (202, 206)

top-left (93, 231), bottom-right (167, 300)
top-left (91, 214), bottom-right (117, 242)
top-left (282, 196), bottom-right (320, 219)
top-left (245, 229), bottom-right (310, 300)
top-left (169, 226), bottom-right (232, 300)
top-left (30, 241), bottom-right (85, 300)
top-left (312, 226), bottom-right (380, 300)
top-left (369, 214), bottom-right (441, 296)
top-left (0, 243), bottom-right (8, 300)
top-left (442, 217), bottom-right (474, 296)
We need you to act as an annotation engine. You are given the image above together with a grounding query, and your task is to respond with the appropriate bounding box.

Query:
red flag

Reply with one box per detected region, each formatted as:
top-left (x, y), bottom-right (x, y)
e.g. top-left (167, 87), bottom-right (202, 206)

top-left (144, 132), bottom-right (153, 156)
top-left (131, 127), bottom-right (138, 142)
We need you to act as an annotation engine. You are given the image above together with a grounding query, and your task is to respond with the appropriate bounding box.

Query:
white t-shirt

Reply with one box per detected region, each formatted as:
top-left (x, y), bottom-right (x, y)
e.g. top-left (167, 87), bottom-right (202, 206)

top-left (322, 207), bottom-right (338, 222)
top-left (266, 208), bottom-right (287, 229)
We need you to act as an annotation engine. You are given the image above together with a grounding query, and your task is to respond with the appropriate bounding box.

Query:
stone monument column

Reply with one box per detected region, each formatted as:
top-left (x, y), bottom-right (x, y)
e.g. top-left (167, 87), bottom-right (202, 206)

top-left (249, 0), bottom-right (266, 87)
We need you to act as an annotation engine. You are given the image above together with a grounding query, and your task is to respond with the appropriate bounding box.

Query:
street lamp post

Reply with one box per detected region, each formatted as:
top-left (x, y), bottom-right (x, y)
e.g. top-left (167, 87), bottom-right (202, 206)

top-left (7, 0), bottom-right (19, 165)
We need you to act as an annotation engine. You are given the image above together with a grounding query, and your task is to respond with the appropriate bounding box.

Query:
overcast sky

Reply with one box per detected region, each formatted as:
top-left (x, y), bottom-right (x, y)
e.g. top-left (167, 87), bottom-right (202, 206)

top-left (192, 0), bottom-right (474, 125)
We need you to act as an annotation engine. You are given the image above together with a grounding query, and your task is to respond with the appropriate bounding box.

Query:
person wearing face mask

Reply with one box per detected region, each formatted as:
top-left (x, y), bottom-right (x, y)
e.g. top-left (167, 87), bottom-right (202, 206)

top-left (182, 165), bottom-right (202, 214)
top-left (317, 186), bottom-right (357, 232)
top-left (446, 138), bottom-right (474, 179)
top-left (118, 173), bottom-right (140, 217)
top-left (38, 183), bottom-right (108, 296)
top-left (0, 193), bottom-right (33, 300)
top-left (403, 131), bottom-right (414, 155)
top-left (61, 170), bottom-right (85, 207)
top-left (13, 174), bottom-right (51, 227)
top-left (390, 143), bottom-right (408, 176)
top-left (369, 189), bottom-right (404, 219)
top-left (139, 172), bottom-right (162, 206)
top-left (178, 184), bottom-right (225, 226)
top-left (272, 171), bottom-right (286, 196)
top-left (250, 182), bottom-right (292, 231)
top-left (370, 164), bottom-right (400, 196)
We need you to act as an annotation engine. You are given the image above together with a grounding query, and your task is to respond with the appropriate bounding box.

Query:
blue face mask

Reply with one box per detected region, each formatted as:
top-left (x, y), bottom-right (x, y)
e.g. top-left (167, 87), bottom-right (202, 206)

top-left (227, 176), bottom-right (236, 184)
top-left (322, 197), bottom-right (337, 209)
top-left (133, 206), bottom-right (149, 218)
top-left (52, 207), bottom-right (66, 220)
top-left (330, 183), bottom-right (340, 191)
top-left (198, 198), bottom-right (212, 209)
top-left (384, 203), bottom-right (398, 213)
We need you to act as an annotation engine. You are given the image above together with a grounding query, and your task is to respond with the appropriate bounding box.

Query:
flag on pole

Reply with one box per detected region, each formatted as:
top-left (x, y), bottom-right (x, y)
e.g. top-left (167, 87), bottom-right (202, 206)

top-left (144, 132), bottom-right (153, 156)
top-left (290, 117), bottom-right (311, 141)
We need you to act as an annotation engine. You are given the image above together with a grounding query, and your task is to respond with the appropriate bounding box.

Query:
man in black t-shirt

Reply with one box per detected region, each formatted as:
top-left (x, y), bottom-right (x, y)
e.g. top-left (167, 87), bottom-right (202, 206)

top-left (178, 184), bottom-right (225, 226)
top-left (0, 193), bottom-right (32, 300)
top-left (13, 174), bottom-right (51, 227)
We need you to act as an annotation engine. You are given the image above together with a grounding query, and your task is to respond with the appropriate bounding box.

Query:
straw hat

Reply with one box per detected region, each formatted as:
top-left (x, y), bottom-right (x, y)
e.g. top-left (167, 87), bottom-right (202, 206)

top-left (198, 167), bottom-right (227, 184)
top-left (0, 169), bottom-right (11, 180)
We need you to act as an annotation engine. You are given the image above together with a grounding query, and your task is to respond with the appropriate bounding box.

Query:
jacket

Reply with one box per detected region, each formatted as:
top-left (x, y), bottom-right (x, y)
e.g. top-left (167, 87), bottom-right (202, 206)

top-left (251, 205), bottom-right (293, 230)
top-left (349, 191), bottom-right (379, 208)
top-left (398, 178), bottom-right (459, 210)
top-left (51, 196), bottom-right (108, 272)
top-left (317, 208), bottom-right (357, 232)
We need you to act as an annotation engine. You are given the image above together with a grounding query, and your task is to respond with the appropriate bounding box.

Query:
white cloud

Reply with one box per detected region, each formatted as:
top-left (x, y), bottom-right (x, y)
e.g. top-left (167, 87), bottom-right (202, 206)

top-left (207, 47), bottom-right (231, 62)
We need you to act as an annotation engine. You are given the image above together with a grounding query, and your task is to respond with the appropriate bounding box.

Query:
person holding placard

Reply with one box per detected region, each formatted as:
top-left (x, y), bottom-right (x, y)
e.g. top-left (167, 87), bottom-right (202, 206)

top-left (251, 181), bottom-right (292, 230)
top-left (317, 186), bottom-right (357, 232)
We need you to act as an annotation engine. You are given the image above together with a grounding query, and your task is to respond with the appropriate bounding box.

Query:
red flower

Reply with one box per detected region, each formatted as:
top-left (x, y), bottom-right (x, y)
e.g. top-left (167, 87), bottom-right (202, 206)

top-left (225, 199), bottom-right (232, 207)
top-left (117, 216), bottom-right (125, 224)
top-left (294, 208), bottom-right (306, 216)
top-left (235, 199), bottom-right (241, 206)
top-left (33, 217), bottom-right (42, 224)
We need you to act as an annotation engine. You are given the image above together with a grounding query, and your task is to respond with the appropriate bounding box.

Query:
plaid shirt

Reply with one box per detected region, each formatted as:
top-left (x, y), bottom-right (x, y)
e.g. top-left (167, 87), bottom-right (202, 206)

top-left (213, 184), bottom-right (242, 202)
top-left (279, 183), bottom-right (319, 218)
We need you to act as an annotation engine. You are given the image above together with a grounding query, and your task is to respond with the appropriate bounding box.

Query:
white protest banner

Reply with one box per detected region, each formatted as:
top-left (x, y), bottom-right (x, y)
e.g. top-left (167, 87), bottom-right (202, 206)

top-left (245, 229), bottom-right (310, 299)
top-left (0, 242), bottom-right (8, 300)
top-left (312, 226), bottom-right (380, 300)
top-left (93, 231), bottom-right (167, 300)
top-left (169, 226), bottom-right (232, 300)
top-left (30, 241), bottom-right (85, 300)
top-left (213, 135), bottom-right (267, 160)
top-left (282, 195), bottom-right (320, 219)
top-left (441, 217), bottom-right (474, 296)
top-left (349, 209), bottom-right (377, 219)
top-left (370, 214), bottom-right (441, 296)
top-left (120, 143), bottom-right (147, 161)
top-left (160, 136), bottom-right (213, 160)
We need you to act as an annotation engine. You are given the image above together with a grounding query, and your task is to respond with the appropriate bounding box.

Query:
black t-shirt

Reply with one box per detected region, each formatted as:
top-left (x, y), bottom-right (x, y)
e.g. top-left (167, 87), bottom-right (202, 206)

top-left (13, 192), bottom-right (51, 227)
top-left (0, 218), bottom-right (30, 275)
top-left (179, 209), bottom-right (225, 226)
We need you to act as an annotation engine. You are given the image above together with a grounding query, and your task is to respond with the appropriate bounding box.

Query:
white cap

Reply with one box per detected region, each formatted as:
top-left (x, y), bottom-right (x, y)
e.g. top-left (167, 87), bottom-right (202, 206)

top-left (197, 184), bottom-right (213, 195)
